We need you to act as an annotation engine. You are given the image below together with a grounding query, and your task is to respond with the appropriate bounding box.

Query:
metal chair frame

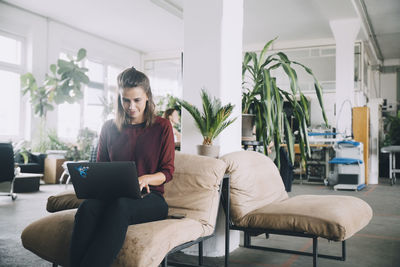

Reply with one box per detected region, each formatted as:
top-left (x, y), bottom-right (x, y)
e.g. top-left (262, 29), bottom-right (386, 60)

top-left (160, 174), bottom-right (228, 267)
top-left (221, 176), bottom-right (345, 267)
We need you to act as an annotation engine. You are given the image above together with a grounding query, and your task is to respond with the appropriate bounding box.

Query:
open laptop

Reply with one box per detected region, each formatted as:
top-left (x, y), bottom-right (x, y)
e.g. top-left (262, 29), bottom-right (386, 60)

top-left (67, 161), bottom-right (143, 200)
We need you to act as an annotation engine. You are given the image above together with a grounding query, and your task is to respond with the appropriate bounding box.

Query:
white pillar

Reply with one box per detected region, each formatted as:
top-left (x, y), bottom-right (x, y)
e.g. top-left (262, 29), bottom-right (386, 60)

top-left (329, 19), bottom-right (360, 136)
top-left (182, 0), bottom-right (242, 256)
top-left (367, 98), bottom-right (383, 184)
top-left (181, 0), bottom-right (242, 156)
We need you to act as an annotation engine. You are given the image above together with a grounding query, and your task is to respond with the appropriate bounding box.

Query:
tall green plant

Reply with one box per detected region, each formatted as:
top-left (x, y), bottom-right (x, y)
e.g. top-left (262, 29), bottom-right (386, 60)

top-left (384, 110), bottom-right (400, 146)
top-left (242, 38), bottom-right (328, 168)
top-left (21, 48), bottom-right (89, 119)
top-left (178, 89), bottom-right (236, 145)
top-left (21, 49), bottom-right (89, 153)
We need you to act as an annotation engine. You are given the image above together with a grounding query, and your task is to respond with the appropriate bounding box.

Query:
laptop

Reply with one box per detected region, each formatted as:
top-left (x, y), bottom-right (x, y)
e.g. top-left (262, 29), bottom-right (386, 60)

top-left (67, 161), bottom-right (143, 200)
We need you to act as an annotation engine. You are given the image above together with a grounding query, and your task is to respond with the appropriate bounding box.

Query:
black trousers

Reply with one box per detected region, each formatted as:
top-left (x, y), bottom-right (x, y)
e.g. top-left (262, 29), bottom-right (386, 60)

top-left (70, 192), bottom-right (168, 267)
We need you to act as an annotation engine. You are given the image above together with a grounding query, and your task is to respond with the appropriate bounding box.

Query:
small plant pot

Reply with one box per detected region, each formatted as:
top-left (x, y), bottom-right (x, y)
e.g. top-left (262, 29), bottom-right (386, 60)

top-left (197, 144), bottom-right (220, 158)
top-left (242, 114), bottom-right (255, 138)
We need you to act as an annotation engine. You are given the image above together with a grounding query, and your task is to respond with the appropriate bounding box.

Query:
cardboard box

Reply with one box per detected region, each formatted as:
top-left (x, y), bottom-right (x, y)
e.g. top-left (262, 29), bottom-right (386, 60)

top-left (43, 158), bottom-right (66, 184)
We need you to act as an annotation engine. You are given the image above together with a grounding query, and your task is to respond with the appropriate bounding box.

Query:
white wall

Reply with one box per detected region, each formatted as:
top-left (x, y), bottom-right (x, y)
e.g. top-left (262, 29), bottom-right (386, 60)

top-left (380, 59), bottom-right (400, 108)
top-left (381, 73), bottom-right (396, 99)
top-left (305, 92), bottom-right (336, 128)
top-left (0, 2), bottom-right (142, 140)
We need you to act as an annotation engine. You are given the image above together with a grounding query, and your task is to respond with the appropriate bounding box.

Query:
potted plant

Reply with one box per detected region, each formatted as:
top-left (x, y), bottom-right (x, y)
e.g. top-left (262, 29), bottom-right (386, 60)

top-left (20, 48), bottom-right (90, 153)
top-left (383, 110), bottom-right (400, 146)
top-left (242, 38), bottom-right (328, 168)
top-left (177, 89), bottom-right (236, 158)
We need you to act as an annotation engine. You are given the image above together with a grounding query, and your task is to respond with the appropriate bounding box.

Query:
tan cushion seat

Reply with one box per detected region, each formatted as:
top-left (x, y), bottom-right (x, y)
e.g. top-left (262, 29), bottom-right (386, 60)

top-left (21, 209), bottom-right (205, 267)
top-left (236, 194), bottom-right (373, 241)
top-left (21, 152), bottom-right (227, 267)
top-left (221, 151), bottom-right (373, 242)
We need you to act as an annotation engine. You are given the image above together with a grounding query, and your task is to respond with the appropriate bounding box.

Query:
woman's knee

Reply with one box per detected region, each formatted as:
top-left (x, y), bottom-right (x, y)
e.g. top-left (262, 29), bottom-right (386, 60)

top-left (106, 198), bottom-right (131, 216)
top-left (76, 199), bottom-right (105, 218)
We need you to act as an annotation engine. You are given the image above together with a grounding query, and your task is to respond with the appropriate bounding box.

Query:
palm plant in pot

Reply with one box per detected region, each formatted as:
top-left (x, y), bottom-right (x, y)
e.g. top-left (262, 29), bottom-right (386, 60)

top-left (177, 89), bottom-right (236, 158)
top-left (242, 38), bottom-right (328, 168)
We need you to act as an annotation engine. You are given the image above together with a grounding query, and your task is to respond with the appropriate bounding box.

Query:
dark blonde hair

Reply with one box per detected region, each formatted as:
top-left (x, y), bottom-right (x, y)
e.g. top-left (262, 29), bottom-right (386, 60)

top-left (115, 67), bottom-right (156, 131)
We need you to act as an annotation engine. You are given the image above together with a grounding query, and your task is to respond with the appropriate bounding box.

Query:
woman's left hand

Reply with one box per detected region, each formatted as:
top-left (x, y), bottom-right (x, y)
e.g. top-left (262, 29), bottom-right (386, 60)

top-left (138, 175), bottom-right (151, 193)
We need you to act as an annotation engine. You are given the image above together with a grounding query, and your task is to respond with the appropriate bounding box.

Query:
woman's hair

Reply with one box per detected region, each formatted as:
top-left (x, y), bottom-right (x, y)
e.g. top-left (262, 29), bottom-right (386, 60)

top-left (163, 108), bottom-right (176, 120)
top-left (115, 67), bottom-right (156, 131)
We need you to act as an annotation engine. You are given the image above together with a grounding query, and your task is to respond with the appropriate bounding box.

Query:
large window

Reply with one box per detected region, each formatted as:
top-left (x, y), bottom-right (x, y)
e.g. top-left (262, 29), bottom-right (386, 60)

top-left (57, 53), bottom-right (122, 140)
top-left (144, 58), bottom-right (182, 113)
top-left (0, 32), bottom-right (25, 139)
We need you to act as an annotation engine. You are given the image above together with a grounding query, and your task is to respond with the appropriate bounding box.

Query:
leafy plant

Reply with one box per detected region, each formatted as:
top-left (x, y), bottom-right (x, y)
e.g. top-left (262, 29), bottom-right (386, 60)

top-left (76, 127), bottom-right (97, 160)
top-left (46, 129), bottom-right (70, 151)
top-left (177, 89), bottom-right (236, 145)
top-left (242, 38), bottom-right (328, 168)
top-left (384, 110), bottom-right (400, 146)
top-left (13, 140), bottom-right (30, 164)
top-left (21, 48), bottom-right (89, 118)
top-left (155, 94), bottom-right (181, 116)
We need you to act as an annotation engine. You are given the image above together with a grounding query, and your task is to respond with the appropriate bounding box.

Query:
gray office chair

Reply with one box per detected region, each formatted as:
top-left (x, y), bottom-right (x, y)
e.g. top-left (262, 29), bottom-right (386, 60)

top-left (0, 143), bottom-right (17, 200)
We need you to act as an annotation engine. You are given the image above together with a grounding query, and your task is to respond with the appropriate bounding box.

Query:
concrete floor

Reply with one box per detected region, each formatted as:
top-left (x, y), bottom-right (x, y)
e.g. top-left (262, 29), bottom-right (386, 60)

top-left (0, 178), bottom-right (399, 267)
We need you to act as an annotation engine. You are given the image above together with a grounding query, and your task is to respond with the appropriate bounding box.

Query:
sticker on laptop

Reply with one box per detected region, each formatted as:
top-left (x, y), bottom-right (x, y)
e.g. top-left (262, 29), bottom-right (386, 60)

top-left (75, 166), bottom-right (89, 178)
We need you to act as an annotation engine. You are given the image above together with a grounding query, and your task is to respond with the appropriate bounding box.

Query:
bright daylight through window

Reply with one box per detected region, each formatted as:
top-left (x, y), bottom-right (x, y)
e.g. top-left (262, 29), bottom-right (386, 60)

top-left (57, 54), bottom-right (122, 140)
top-left (0, 33), bottom-right (24, 138)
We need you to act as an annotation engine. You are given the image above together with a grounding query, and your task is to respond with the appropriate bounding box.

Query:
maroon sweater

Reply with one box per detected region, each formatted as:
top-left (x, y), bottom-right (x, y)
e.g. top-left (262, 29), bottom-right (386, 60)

top-left (97, 116), bottom-right (175, 195)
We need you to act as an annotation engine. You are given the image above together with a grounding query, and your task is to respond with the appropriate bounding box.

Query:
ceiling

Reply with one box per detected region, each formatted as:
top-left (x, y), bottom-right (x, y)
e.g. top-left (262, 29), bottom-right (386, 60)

top-left (3, 0), bottom-right (400, 61)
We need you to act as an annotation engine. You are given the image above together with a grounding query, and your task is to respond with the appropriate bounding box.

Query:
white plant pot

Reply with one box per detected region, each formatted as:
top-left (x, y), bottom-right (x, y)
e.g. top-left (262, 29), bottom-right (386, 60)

top-left (197, 144), bottom-right (220, 158)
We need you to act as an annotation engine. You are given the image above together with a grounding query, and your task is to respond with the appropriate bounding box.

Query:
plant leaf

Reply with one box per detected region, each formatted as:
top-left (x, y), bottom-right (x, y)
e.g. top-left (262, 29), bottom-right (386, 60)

top-left (77, 48), bottom-right (87, 61)
top-left (283, 115), bottom-right (295, 164)
top-left (258, 37), bottom-right (277, 68)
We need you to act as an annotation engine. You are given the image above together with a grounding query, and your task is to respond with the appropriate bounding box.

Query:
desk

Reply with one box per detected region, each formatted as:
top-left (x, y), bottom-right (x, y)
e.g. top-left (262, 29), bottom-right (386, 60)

top-left (14, 173), bottom-right (43, 193)
top-left (381, 146), bottom-right (400, 185)
top-left (283, 144), bottom-right (333, 183)
top-left (302, 144), bottom-right (333, 182)
top-left (242, 140), bottom-right (262, 151)
top-left (44, 158), bottom-right (66, 184)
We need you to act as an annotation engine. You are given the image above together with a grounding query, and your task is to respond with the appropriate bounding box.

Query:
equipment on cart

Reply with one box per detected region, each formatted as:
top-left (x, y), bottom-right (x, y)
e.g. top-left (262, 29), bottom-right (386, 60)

top-left (329, 141), bottom-right (365, 191)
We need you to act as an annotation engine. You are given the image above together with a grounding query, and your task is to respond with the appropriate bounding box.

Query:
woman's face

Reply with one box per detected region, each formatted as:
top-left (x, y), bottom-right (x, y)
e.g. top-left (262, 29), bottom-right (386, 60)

top-left (120, 87), bottom-right (148, 124)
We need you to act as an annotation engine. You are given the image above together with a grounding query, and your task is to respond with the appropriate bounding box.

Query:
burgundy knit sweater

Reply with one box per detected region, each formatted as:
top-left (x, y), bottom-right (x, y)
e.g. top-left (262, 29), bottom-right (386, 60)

top-left (96, 116), bottom-right (175, 195)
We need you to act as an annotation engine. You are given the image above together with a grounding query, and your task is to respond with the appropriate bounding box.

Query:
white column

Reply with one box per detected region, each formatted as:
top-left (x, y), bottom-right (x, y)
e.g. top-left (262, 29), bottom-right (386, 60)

top-left (329, 19), bottom-right (360, 136)
top-left (367, 98), bottom-right (383, 184)
top-left (182, 0), bottom-right (242, 256)
top-left (181, 0), bottom-right (242, 156)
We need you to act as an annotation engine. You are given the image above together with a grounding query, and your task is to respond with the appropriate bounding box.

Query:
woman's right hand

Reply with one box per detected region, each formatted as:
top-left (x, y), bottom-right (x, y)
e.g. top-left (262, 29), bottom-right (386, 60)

top-left (138, 175), bottom-right (151, 193)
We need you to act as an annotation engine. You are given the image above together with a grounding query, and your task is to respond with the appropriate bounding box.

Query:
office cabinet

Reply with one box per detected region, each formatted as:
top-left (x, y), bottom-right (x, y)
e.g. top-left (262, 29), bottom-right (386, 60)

top-left (352, 107), bottom-right (369, 184)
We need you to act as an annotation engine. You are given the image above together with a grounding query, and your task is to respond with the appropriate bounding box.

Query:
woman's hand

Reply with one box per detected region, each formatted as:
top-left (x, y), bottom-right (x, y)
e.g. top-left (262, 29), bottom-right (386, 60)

top-left (138, 175), bottom-right (151, 193)
top-left (138, 172), bottom-right (166, 193)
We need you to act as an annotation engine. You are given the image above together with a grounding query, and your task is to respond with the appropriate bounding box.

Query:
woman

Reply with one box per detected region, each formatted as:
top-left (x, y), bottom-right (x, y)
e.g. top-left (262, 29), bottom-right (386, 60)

top-left (70, 67), bottom-right (175, 267)
top-left (164, 108), bottom-right (181, 143)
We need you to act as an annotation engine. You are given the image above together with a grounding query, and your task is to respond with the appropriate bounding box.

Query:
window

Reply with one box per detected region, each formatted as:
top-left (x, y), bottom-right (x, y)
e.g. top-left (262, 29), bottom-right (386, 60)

top-left (144, 57), bottom-right (182, 113)
top-left (57, 51), bottom-right (81, 140)
top-left (84, 60), bottom-right (105, 132)
top-left (0, 32), bottom-right (24, 139)
top-left (57, 53), bottom-right (122, 140)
